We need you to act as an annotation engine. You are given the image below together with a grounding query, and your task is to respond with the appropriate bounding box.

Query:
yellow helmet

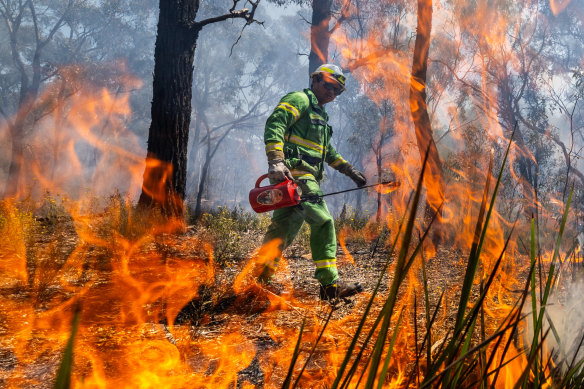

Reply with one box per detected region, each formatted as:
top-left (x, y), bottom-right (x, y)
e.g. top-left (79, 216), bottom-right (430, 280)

top-left (310, 64), bottom-right (346, 92)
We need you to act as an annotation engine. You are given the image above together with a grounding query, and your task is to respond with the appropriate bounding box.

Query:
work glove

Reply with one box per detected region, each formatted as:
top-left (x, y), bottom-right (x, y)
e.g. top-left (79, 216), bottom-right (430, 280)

top-left (268, 159), bottom-right (293, 182)
top-left (344, 165), bottom-right (367, 187)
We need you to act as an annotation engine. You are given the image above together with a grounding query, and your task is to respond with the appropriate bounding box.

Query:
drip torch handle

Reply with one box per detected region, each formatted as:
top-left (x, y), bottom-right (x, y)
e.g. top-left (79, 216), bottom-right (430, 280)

top-left (255, 174), bottom-right (294, 188)
top-left (255, 174), bottom-right (270, 188)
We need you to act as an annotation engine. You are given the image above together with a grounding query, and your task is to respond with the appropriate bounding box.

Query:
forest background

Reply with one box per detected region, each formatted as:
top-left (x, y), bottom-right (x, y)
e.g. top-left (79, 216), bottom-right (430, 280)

top-left (1, 0), bottom-right (582, 233)
top-left (2, 1), bottom-right (584, 387)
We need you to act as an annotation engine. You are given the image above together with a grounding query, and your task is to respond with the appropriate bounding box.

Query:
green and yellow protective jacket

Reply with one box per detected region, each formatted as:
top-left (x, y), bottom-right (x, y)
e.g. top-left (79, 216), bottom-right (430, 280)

top-left (264, 88), bottom-right (349, 181)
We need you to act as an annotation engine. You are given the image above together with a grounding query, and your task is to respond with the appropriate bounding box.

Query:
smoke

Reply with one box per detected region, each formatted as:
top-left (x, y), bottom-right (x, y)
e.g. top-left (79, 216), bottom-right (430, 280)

top-left (523, 276), bottom-right (584, 373)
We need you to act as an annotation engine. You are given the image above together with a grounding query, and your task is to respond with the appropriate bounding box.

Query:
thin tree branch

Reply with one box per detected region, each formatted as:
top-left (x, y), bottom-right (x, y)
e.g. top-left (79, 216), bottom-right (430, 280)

top-left (230, 1), bottom-right (264, 55)
top-left (196, 0), bottom-right (261, 30)
top-left (197, 8), bottom-right (249, 28)
top-left (38, 0), bottom-right (74, 50)
top-left (517, 113), bottom-right (584, 185)
top-left (328, 0), bottom-right (351, 35)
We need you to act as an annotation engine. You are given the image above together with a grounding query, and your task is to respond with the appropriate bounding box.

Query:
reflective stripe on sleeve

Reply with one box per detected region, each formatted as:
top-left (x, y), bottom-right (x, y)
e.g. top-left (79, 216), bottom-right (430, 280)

top-left (265, 142), bottom-right (284, 153)
top-left (277, 102), bottom-right (300, 121)
top-left (329, 157), bottom-right (347, 168)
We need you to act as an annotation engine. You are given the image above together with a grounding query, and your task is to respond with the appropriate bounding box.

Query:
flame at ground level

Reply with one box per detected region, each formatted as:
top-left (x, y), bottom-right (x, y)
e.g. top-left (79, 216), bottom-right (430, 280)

top-left (0, 195), bottom-right (571, 388)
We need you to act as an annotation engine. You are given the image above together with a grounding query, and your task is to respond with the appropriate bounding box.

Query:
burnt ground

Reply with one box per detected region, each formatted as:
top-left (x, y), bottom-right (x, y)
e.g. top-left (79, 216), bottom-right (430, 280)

top-left (0, 214), bottom-right (534, 388)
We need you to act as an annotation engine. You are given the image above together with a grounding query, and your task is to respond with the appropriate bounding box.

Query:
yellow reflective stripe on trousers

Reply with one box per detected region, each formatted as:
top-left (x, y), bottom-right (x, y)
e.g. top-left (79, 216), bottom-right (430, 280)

top-left (265, 142), bottom-right (283, 153)
top-left (329, 156), bottom-right (346, 168)
top-left (315, 258), bottom-right (337, 268)
top-left (286, 134), bottom-right (324, 153)
top-left (277, 102), bottom-right (300, 121)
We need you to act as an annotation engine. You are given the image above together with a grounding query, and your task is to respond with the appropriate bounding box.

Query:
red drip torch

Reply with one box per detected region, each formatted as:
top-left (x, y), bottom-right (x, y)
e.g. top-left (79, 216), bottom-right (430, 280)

top-left (249, 174), bottom-right (302, 213)
top-left (249, 175), bottom-right (400, 214)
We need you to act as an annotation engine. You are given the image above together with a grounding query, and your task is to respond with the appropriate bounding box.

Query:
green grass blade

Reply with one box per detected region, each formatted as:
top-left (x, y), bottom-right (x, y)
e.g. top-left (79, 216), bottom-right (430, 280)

top-left (332, 195), bottom-right (411, 389)
top-left (490, 310), bottom-right (526, 387)
top-left (340, 313), bottom-right (384, 389)
top-left (292, 308), bottom-right (334, 389)
top-left (526, 187), bottom-right (573, 382)
top-left (529, 217), bottom-right (539, 388)
top-left (364, 146), bottom-right (431, 388)
top-left (550, 185), bottom-right (573, 265)
top-left (421, 316), bottom-right (522, 388)
top-left (421, 251), bottom-right (432, 375)
top-left (424, 225), bottom-right (515, 384)
top-left (282, 318), bottom-right (306, 389)
top-left (376, 307), bottom-right (406, 389)
top-left (561, 358), bottom-right (584, 387)
top-left (54, 304), bottom-right (81, 389)
top-left (479, 280), bottom-right (487, 389)
top-left (424, 221), bottom-right (529, 383)
top-left (483, 262), bottom-right (535, 387)
top-left (449, 320), bottom-right (476, 388)
top-left (513, 329), bottom-right (551, 389)
top-left (566, 332), bottom-right (584, 376)
top-left (412, 293), bottom-right (421, 387)
top-left (419, 289), bottom-right (445, 358)
top-left (355, 347), bottom-right (374, 388)
top-left (455, 133), bottom-right (511, 334)
top-left (399, 202), bottom-right (443, 285)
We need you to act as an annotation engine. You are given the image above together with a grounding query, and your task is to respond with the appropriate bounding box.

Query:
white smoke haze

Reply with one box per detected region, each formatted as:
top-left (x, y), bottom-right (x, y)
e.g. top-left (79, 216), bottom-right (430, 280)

top-left (0, 0), bottom-right (582, 224)
top-left (524, 275), bottom-right (584, 374)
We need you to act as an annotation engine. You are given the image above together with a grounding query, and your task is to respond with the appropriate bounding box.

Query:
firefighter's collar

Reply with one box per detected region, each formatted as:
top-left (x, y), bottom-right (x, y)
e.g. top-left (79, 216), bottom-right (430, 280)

top-left (304, 88), bottom-right (327, 115)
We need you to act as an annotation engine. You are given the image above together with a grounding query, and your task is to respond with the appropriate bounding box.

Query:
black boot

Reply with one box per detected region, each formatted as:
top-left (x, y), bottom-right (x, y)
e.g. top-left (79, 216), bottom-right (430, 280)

top-left (319, 281), bottom-right (363, 301)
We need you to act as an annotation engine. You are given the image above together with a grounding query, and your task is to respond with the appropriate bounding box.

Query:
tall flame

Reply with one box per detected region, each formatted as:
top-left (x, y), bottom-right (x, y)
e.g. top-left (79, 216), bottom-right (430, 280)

top-left (0, 1), bottom-right (581, 386)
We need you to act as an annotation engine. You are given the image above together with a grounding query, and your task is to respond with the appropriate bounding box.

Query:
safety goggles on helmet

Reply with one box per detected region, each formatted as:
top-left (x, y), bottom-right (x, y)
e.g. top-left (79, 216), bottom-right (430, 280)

top-left (311, 64), bottom-right (346, 93)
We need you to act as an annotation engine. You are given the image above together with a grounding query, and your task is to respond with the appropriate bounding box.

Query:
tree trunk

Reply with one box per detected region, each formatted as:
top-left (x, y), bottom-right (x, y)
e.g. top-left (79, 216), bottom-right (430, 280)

top-left (137, 0), bottom-right (201, 217)
top-left (309, 0), bottom-right (334, 77)
top-left (497, 75), bottom-right (537, 216)
top-left (194, 141), bottom-right (211, 219)
top-left (376, 145), bottom-right (383, 224)
top-left (3, 54), bottom-right (43, 198)
top-left (4, 122), bottom-right (24, 198)
top-left (409, 0), bottom-right (445, 221)
top-left (193, 127), bottom-right (233, 218)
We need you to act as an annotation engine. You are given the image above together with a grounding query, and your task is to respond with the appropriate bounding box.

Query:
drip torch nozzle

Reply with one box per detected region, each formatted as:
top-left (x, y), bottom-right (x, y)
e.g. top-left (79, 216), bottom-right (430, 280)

top-left (301, 180), bottom-right (400, 204)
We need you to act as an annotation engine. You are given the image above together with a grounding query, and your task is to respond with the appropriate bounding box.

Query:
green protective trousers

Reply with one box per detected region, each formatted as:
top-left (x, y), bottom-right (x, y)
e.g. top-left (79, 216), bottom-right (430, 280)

top-left (259, 178), bottom-right (338, 286)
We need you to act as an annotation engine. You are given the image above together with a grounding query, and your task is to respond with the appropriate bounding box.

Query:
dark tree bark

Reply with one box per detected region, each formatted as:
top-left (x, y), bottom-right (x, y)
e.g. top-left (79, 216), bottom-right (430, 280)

top-left (137, 0), bottom-right (259, 217)
top-left (308, 0), bottom-right (349, 78)
top-left (309, 0), bottom-right (334, 75)
top-left (409, 0), bottom-right (445, 220)
top-left (137, 1), bottom-right (201, 216)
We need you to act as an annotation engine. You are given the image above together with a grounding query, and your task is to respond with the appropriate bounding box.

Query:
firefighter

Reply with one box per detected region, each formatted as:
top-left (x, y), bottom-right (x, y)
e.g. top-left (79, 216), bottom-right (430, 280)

top-left (259, 64), bottom-right (366, 301)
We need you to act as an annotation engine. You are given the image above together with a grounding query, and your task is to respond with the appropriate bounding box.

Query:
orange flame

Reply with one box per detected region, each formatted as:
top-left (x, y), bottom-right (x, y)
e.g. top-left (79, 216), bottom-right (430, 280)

top-left (0, 1), bottom-right (579, 386)
top-left (550, 0), bottom-right (572, 15)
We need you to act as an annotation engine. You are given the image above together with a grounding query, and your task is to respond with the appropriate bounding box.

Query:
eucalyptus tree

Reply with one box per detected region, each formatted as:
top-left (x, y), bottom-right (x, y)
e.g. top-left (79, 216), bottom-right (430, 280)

top-left (187, 7), bottom-right (306, 215)
top-left (0, 0), bottom-right (157, 198)
top-left (0, 0), bottom-right (79, 197)
top-left (410, 0), bottom-right (445, 222)
top-left (267, 0), bottom-right (351, 79)
top-left (136, 0), bottom-right (261, 217)
top-left (433, 0), bottom-right (584, 217)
